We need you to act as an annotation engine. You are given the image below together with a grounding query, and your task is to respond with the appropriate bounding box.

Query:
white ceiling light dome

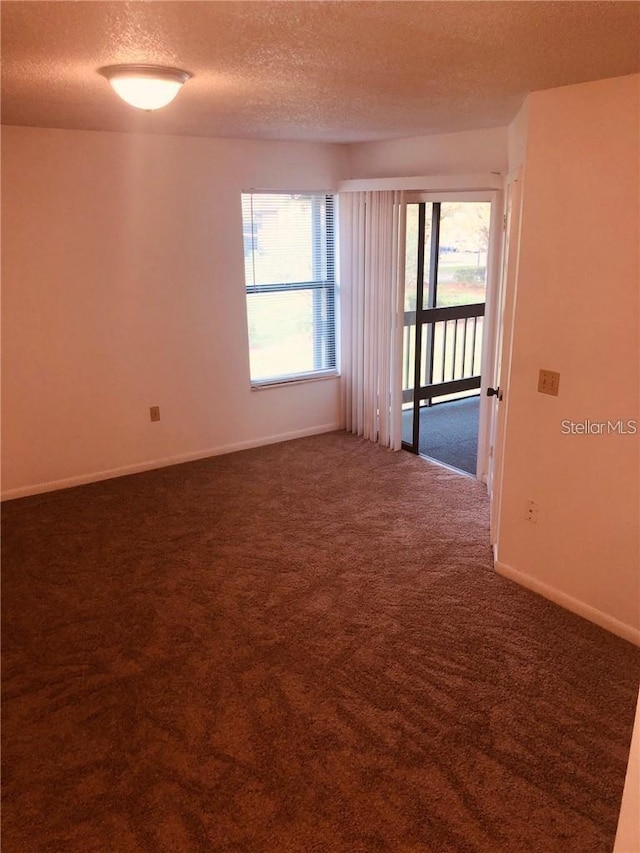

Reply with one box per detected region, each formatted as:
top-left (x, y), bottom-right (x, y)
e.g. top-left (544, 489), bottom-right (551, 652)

top-left (99, 65), bottom-right (192, 111)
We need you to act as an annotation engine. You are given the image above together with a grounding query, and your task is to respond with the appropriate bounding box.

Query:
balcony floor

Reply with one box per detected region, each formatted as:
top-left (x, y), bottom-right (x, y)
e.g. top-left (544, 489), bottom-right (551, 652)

top-left (402, 395), bottom-right (480, 475)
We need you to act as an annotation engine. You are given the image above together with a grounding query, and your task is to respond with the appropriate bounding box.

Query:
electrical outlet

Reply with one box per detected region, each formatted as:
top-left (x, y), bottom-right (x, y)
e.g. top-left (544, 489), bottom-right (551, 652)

top-left (149, 406), bottom-right (160, 422)
top-left (538, 369), bottom-right (560, 396)
top-left (525, 499), bottom-right (539, 524)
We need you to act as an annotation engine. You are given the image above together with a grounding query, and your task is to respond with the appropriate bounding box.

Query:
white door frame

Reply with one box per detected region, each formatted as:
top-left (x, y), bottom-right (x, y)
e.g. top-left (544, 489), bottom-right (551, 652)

top-left (488, 171), bottom-right (523, 546)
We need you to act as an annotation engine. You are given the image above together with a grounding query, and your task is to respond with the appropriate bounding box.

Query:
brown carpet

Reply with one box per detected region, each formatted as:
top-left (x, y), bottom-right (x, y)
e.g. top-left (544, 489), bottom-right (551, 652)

top-left (2, 431), bottom-right (639, 852)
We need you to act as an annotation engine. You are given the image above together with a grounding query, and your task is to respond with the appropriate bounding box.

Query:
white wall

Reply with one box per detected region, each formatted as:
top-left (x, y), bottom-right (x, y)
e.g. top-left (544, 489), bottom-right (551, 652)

top-left (507, 101), bottom-right (529, 174)
top-left (614, 688), bottom-right (640, 852)
top-left (345, 126), bottom-right (508, 179)
top-left (496, 75), bottom-right (640, 641)
top-left (1, 127), bottom-right (345, 497)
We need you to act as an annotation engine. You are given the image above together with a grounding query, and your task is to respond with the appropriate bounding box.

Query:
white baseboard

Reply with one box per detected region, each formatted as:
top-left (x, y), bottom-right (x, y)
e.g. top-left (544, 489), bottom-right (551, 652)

top-left (1, 422), bottom-right (341, 501)
top-left (495, 560), bottom-right (640, 647)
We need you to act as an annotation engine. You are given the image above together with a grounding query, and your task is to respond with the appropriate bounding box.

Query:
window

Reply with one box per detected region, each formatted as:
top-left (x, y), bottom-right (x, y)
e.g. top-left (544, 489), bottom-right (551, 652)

top-left (241, 192), bottom-right (337, 386)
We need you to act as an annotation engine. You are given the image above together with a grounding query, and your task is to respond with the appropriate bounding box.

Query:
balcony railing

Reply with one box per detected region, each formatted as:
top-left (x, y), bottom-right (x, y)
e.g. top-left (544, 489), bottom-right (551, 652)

top-left (403, 303), bottom-right (485, 403)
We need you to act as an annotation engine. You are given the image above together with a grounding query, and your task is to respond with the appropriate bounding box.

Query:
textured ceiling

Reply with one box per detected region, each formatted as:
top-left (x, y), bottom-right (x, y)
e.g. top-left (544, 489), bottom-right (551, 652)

top-left (2, 1), bottom-right (639, 143)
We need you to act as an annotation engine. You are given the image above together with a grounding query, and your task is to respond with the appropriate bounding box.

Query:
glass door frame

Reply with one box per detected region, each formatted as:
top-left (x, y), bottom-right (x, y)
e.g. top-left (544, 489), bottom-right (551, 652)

top-left (401, 190), bottom-right (503, 482)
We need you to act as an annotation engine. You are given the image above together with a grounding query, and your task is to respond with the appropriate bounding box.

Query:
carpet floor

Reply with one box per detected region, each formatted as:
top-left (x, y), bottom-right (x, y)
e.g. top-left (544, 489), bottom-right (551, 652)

top-left (2, 432), bottom-right (639, 852)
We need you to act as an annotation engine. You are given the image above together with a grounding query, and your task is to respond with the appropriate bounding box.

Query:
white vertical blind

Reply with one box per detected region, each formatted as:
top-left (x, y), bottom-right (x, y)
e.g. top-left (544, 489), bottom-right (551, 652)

top-left (339, 190), bottom-right (406, 449)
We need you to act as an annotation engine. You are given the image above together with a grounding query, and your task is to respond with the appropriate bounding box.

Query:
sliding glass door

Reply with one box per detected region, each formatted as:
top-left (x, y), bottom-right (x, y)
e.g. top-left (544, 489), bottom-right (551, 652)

top-left (401, 200), bottom-right (491, 474)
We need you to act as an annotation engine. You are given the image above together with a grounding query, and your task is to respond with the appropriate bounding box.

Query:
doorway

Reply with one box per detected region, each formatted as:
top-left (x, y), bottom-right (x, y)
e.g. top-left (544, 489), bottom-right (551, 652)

top-left (401, 199), bottom-right (492, 475)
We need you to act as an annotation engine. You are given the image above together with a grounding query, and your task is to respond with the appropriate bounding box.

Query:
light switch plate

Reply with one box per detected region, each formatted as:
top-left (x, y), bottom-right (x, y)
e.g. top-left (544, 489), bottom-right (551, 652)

top-left (538, 369), bottom-right (560, 396)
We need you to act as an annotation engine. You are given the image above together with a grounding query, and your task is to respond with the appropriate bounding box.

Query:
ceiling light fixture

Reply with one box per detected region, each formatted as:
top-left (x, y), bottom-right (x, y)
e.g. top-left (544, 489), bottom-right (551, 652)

top-left (99, 65), bottom-right (192, 111)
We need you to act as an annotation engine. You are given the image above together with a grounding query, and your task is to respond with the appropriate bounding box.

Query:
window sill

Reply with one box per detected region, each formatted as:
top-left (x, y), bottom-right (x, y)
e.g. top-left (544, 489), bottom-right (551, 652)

top-left (250, 370), bottom-right (339, 391)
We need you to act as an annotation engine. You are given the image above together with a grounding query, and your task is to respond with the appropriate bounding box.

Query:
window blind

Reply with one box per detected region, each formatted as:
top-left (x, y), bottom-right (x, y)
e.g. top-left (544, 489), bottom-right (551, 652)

top-left (241, 192), bottom-right (336, 385)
